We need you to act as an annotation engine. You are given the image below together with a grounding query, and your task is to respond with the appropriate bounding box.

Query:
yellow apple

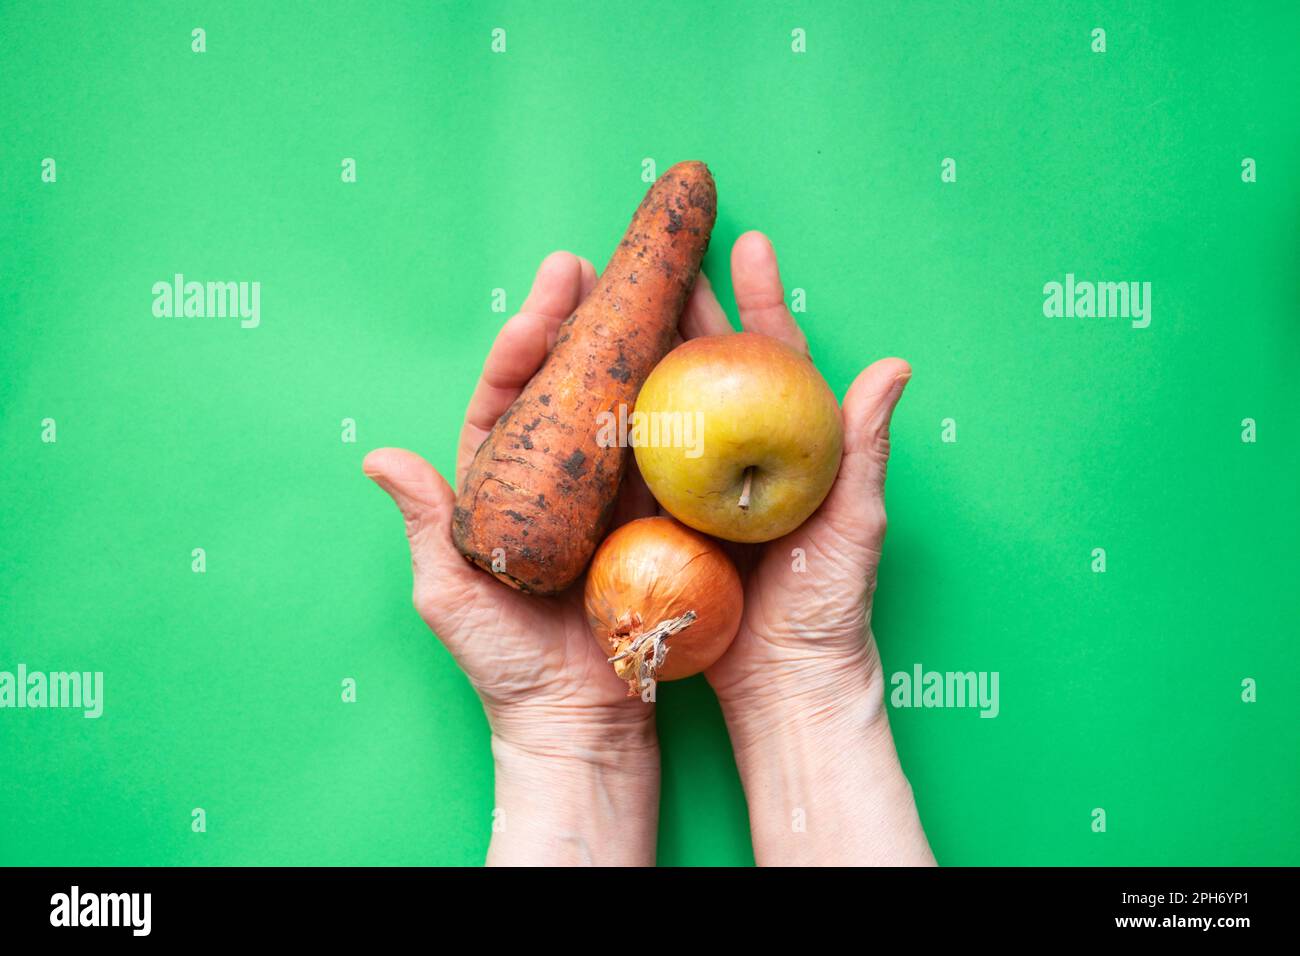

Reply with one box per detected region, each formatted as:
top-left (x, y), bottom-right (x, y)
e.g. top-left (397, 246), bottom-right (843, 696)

top-left (633, 332), bottom-right (843, 543)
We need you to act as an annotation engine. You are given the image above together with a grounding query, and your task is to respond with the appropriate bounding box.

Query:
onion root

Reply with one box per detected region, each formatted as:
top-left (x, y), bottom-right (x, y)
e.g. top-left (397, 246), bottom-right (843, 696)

top-left (608, 610), bottom-right (697, 699)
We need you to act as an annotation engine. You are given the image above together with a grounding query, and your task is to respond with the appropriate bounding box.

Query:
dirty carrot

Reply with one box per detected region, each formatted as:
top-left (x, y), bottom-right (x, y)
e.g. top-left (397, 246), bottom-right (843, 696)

top-left (452, 161), bottom-right (717, 594)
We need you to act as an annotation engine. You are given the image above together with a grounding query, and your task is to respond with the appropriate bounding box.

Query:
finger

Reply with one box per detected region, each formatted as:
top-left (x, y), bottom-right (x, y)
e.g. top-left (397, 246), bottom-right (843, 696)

top-left (458, 252), bottom-right (586, 485)
top-left (813, 358), bottom-right (912, 544)
top-left (679, 271), bottom-right (732, 339)
top-left (457, 312), bottom-right (554, 485)
top-left (841, 357), bottom-right (912, 500)
top-left (578, 256), bottom-right (598, 302)
top-left (520, 250), bottom-right (586, 321)
top-left (731, 231), bottom-right (808, 355)
top-left (363, 447), bottom-right (481, 631)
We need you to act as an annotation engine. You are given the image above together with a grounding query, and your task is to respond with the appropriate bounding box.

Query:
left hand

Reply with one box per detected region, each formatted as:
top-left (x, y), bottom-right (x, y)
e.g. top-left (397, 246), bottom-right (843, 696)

top-left (363, 248), bottom-right (746, 864)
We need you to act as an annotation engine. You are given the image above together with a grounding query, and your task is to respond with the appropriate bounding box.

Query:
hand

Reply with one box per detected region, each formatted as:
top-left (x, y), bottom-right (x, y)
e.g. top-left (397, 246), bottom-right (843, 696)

top-left (693, 231), bottom-right (935, 865)
top-left (364, 252), bottom-right (660, 864)
top-left (363, 249), bottom-right (744, 864)
top-left (699, 230), bottom-right (905, 719)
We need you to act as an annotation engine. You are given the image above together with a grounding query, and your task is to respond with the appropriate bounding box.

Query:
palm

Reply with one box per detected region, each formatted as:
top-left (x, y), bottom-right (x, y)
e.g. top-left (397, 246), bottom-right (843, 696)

top-left (427, 469), bottom-right (663, 715)
top-left (707, 502), bottom-right (885, 702)
top-left (444, 584), bottom-right (630, 709)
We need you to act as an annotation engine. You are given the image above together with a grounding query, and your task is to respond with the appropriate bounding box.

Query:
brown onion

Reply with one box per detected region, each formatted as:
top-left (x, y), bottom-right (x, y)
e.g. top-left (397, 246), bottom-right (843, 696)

top-left (585, 516), bottom-right (743, 700)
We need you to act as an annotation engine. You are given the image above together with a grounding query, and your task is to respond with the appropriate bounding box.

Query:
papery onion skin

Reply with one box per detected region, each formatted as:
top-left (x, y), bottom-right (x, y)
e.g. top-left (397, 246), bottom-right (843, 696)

top-left (585, 516), bottom-right (743, 694)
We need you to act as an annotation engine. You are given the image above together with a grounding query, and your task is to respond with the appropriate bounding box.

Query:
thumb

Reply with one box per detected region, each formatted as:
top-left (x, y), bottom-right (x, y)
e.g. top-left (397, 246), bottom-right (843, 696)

top-left (363, 447), bottom-right (478, 627)
top-left (811, 358), bottom-right (911, 550)
top-left (841, 357), bottom-right (911, 500)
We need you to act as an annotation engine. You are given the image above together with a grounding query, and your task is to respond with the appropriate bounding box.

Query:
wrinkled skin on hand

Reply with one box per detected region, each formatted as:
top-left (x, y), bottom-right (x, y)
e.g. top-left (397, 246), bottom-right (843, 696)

top-left (364, 232), bottom-right (909, 755)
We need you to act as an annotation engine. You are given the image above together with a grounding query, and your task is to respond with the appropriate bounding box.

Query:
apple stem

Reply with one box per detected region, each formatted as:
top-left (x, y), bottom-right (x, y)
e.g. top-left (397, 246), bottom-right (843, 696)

top-left (738, 467), bottom-right (754, 510)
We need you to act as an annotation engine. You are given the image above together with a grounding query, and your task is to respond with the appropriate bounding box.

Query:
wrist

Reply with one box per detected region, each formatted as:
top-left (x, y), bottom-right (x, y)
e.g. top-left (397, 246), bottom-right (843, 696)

top-left (485, 706), bottom-right (660, 866)
top-left (716, 645), bottom-right (935, 866)
top-left (714, 637), bottom-right (887, 743)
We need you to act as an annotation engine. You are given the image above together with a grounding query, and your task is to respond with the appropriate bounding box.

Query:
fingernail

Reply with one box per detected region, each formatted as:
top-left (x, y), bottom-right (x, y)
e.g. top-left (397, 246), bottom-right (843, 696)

top-left (888, 373), bottom-right (911, 407)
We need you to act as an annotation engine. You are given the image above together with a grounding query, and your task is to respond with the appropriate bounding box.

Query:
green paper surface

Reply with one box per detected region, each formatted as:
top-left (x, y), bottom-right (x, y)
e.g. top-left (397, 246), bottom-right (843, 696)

top-left (2, 0), bottom-right (1297, 866)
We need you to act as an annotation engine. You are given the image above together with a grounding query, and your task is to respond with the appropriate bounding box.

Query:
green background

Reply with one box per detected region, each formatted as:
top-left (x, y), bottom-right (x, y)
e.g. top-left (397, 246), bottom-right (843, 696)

top-left (2, 0), bottom-right (1297, 866)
